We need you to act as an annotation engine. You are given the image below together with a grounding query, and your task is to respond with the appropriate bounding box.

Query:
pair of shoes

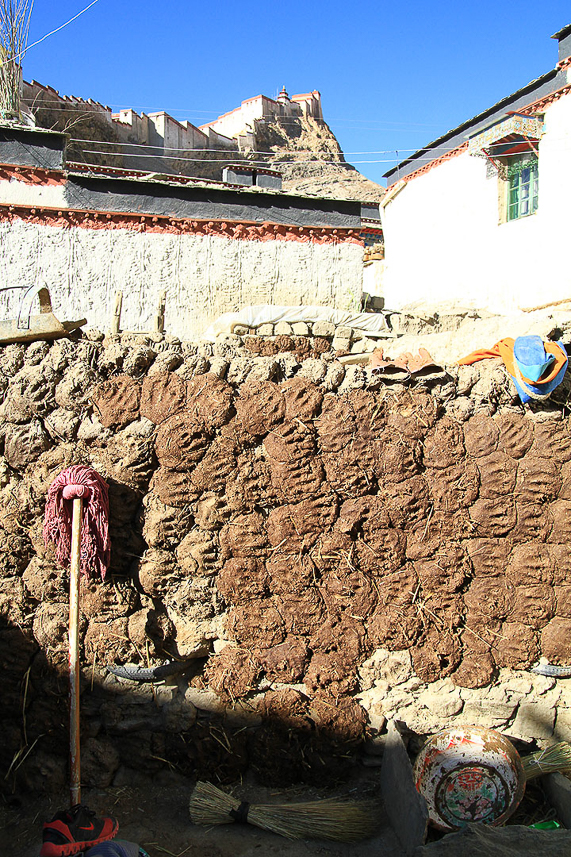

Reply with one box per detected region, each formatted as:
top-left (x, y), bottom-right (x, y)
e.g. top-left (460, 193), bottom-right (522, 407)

top-left (40, 804), bottom-right (119, 857)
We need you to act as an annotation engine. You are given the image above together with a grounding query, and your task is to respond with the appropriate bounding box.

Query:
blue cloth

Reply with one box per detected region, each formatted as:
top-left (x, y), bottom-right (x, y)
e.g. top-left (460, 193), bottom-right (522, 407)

top-left (84, 841), bottom-right (148, 857)
top-left (511, 336), bottom-right (568, 403)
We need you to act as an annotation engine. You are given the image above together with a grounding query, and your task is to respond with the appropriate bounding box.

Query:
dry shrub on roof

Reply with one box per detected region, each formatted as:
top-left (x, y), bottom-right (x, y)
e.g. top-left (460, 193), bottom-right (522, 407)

top-left (186, 374), bottom-right (234, 432)
top-left (205, 648), bottom-right (260, 701)
top-left (463, 414), bottom-right (499, 458)
top-left (234, 379), bottom-right (285, 436)
top-left (282, 376), bottom-right (323, 420)
top-left (91, 374), bottom-right (141, 428)
top-left (140, 371), bottom-right (187, 424)
top-left (496, 413), bottom-right (534, 458)
top-left (219, 511), bottom-right (268, 559)
top-left (541, 617), bottom-right (571, 663)
top-left (257, 636), bottom-right (309, 683)
top-left (225, 600), bottom-right (285, 649)
top-left (476, 452), bottom-right (517, 499)
top-left (154, 413), bottom-right (211, 470)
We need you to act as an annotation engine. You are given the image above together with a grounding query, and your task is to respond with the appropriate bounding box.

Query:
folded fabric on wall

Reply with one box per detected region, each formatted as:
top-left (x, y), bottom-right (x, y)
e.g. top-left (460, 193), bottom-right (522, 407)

top-left (202, 305), bottom-right (393, 341)
top-left (458, 335), bottom-right (568, 403)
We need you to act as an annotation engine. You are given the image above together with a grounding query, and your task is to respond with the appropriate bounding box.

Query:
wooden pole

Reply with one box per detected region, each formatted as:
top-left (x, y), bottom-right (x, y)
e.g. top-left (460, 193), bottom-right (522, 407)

top-left (69, 497), bottom-right (83, 806)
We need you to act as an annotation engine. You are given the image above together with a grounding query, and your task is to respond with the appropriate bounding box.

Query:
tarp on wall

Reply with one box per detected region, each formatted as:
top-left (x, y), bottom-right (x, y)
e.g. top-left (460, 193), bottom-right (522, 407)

top-left (202, 304), bottom-right (393, 341)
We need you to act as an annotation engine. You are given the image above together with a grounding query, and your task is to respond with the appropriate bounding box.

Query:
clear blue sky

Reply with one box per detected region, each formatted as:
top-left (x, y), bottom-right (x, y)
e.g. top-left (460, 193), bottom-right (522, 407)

top-left (21, 1), bottom-right (571, 185)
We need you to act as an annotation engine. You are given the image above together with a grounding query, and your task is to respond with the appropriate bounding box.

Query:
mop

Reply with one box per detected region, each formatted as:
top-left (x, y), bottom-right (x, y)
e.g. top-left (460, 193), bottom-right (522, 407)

top-left (43, 465), bottom-right (111, 806)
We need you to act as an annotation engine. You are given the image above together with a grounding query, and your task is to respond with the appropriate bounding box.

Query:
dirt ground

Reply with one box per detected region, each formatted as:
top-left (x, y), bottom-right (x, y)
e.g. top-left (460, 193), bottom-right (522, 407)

top-left (1, 769), bottom-right (403, 857)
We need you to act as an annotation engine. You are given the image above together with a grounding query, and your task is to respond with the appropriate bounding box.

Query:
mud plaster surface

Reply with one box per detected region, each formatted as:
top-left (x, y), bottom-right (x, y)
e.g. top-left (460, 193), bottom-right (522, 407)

top-left (2, 335), bottom-right (571, 811)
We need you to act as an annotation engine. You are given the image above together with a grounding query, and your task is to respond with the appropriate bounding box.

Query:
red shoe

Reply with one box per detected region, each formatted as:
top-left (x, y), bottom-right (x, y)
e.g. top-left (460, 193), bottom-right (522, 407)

top-left (40, 804), bottom-right (119, 857)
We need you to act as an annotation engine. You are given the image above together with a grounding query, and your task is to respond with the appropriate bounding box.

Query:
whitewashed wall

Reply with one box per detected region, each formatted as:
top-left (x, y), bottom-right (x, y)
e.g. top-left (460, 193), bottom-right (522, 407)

top-left (381, 92), bottom-right (571, 313)
top-left (0, 219), bottom-right (363, 339)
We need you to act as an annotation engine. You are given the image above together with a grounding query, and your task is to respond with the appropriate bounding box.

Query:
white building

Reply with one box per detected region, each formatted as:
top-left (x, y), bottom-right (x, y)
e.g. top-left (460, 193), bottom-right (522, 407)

top-left (380, 25), bottom-right (571, 314)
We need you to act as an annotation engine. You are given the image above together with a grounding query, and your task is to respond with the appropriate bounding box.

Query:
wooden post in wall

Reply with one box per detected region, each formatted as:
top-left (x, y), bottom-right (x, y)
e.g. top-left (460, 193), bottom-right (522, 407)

top-left (154, 291), bottom-right (166, 334)
top-left (110, 291), bottom-right (123, 334)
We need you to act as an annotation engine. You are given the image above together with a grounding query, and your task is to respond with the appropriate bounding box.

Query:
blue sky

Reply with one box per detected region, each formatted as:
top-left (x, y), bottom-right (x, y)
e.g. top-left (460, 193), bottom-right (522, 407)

top-left (21, 1), bottom-right (571, 185)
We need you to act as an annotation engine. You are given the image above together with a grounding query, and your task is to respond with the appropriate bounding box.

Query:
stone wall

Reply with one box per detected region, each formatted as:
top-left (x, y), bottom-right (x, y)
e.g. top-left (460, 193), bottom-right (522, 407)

top-left (2, 329), bottom-right (571, 795)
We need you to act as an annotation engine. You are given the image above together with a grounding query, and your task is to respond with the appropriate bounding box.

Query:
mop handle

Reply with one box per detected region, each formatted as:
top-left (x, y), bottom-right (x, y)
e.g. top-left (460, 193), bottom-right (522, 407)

top-left (63, 485), bottom-right (89, 806)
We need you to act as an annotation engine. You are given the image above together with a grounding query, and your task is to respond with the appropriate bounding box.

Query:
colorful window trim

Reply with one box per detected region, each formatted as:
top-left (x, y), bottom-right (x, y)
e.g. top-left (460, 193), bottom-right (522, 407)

top-left (507, 155), bottom-right (538, 221)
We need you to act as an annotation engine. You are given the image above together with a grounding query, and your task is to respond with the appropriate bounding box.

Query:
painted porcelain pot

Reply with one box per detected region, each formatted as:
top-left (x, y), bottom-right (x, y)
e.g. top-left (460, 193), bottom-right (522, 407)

top-left (412, 725), bottom-right (525, 831)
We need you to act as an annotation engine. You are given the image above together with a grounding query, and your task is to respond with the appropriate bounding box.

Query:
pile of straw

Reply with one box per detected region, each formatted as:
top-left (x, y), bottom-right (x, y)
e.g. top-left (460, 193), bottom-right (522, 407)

top-left (522, 742), bottom-right (571, 780)
top-left (189, 781), bottom-right (379, 842)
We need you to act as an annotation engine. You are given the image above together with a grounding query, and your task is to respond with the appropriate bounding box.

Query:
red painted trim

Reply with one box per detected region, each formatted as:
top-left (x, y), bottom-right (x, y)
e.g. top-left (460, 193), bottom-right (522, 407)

top-left (518, 83), bottom-right (571, 115)
top-left (389, 142), bottom-right (469, 187)
top-left (0, 202), bottom-right (363, 246)
top-left (0, 164), bottom-right (66, 186)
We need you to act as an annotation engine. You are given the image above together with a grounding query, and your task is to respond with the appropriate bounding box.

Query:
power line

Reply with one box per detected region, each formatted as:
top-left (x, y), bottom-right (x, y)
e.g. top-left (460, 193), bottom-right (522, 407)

top-left (10, 0), bottom-right (100, 64)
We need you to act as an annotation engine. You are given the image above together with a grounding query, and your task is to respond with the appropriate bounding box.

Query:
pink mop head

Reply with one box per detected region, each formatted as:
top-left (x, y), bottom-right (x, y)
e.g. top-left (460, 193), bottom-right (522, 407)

top-left (43, 465), bottom-right (110, 580)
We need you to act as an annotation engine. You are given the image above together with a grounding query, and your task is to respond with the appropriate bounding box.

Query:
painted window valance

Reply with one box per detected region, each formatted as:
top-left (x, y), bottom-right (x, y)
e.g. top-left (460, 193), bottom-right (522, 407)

top-left (467, 114), bottom-right (543, 154)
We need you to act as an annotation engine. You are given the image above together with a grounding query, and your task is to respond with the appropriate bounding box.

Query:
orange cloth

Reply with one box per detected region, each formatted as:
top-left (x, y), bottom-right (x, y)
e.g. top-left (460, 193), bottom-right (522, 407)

top-left (458, 337), bottom-right (568, 386)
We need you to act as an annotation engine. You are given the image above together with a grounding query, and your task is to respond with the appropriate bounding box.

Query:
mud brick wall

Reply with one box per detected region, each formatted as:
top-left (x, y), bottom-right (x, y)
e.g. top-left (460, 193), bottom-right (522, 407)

top-left (1, 331), bottom-right (571, 794)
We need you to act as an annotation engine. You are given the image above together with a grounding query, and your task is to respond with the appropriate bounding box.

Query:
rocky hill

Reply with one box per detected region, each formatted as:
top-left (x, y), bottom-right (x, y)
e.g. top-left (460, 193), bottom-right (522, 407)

top-left (29, 90), bottom-right (384, 201)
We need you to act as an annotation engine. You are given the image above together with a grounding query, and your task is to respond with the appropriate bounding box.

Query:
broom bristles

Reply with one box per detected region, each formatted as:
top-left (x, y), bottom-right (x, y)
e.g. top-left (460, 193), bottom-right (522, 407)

top-left (522, 742), bottom-right (571, 780)
top-left (189, 781), bottom-right (379, 842)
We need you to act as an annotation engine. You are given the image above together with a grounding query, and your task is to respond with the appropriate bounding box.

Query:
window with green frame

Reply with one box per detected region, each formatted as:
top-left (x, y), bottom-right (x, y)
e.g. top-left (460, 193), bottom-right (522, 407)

top-left (507, 154), bottom-right (538, 221)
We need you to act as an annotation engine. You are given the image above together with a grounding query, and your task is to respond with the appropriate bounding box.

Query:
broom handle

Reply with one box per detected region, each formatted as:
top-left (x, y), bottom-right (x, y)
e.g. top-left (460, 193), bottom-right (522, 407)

top-left (69, 497), bottom-right (82, 806)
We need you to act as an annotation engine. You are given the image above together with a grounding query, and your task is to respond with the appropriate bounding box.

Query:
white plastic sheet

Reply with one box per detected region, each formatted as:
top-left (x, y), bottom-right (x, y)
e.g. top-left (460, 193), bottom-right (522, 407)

top-left (201, 304), bottom-right (391, 342)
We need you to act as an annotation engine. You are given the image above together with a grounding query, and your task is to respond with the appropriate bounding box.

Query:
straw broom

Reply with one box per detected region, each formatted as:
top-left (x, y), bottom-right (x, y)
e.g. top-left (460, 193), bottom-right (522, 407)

top-left (521, 742), bottom-right (571, 780)
top-left (189, 781), bottom-right (380, 842)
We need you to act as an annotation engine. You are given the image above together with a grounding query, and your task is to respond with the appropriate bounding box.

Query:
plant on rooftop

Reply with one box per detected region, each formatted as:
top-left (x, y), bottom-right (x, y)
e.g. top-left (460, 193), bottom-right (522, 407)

top-left (0, 0), bottom-right (33, 120)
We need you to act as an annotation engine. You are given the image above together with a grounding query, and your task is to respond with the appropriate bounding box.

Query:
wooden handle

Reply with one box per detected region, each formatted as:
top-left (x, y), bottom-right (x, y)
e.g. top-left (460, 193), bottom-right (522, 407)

top-left (69, 497), bottom-right (82, 806)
